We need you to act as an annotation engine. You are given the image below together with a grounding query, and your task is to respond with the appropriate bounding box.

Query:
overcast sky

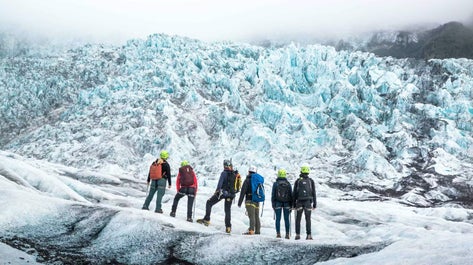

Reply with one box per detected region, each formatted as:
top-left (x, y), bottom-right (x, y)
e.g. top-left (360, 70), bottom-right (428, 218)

top-left (1, 0), bottom-right (472, 44)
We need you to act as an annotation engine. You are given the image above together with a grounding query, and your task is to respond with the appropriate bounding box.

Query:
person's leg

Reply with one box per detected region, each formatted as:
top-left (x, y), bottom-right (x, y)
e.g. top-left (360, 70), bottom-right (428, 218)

top-left (204, 193), bottom-right (220, 221)
top-left (142, 181), bottom-right (157, 209)
top-left (304, 208), bottom-right (312, 235)
top-left (283, 207), bottom-right (291, 235)
top-left (187, 195), bottom-right (195, 219)
top-left (295, 201), bottom-right (303, 239)
top-left (245, 203), bottom-right (255, 232)
top-left (171, 191), bottom-right (185, 214)
top-left (254, 202), bottom-right (261, 234)
top-left (274, 207), bottom-right (282, 235)
top-left (154, 178), bottom-right (167, 212)
top-left (224, 198), bottom-right (232, 229)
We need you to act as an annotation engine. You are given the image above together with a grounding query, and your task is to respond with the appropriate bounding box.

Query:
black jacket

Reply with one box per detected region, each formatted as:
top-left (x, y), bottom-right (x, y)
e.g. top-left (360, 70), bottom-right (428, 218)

top-left (147, 159), bottom-right (172, 186)
top-left (271, 177), bottom-right (293, 208)
top-left (293, 173), bottom-right (316, 208)
top-left (238, 174), bottom-right (252, 207)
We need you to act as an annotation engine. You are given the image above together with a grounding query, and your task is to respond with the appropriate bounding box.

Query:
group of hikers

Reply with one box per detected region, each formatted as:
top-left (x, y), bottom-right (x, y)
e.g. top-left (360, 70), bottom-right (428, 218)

top-left (142, 150), bottom-right (317, 240)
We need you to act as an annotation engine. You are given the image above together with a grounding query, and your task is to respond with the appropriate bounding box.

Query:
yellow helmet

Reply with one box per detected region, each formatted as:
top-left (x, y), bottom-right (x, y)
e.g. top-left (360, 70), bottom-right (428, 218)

top-left (277, 169), bottom-right (287, 178)
top-left (301, 163), bottom-right (310, 174)
top-left (160, 150), bottom-right (169, 159)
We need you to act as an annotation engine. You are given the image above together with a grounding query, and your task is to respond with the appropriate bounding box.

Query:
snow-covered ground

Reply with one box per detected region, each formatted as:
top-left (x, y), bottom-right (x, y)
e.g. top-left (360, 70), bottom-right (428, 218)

top-left (1, 150), bottom-right (472, 264)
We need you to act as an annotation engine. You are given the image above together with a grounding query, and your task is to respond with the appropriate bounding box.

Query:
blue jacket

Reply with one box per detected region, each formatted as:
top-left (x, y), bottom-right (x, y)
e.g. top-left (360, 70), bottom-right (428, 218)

top-left (216, 168), bottom-right (235, 198)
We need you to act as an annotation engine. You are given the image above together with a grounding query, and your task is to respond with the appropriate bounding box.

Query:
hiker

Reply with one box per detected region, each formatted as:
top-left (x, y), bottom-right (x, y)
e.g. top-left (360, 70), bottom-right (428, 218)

top-left (197, 159), bottom-right (240, 234)
top-left (271, 168), bottom-right (293, 239)
top-left (170, 160), bottom-right (198, 222)
top-left (142, 150), bottom-right (171, 213)
top-left (292, 163), bottom-right (317, 240)
top-left (238, 165), bottom-right (263, 235)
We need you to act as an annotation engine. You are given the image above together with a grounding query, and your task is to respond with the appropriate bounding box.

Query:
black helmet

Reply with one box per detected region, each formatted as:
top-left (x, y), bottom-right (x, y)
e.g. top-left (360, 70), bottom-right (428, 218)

top-left (223, 159), bottom-right (232, 167)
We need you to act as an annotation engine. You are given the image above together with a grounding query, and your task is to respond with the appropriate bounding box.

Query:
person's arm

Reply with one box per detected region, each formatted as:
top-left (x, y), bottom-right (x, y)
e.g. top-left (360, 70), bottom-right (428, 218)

top-left (311, 179), bottom-right (317, 208)
top-left (216, 171), bottom-right (226, 191)
top-left (289, 182), bottom-right (294, 208)
top-left (176, 172), bottom-right (181, 192)
top-left (164, 162), bottom-right (172, 187)
top-left (271, 182), bottom-right (277, 208)
top-left (238, 179), bottom-right (248, 207)
top-left (292, 179), bottom-right (298, 207)
top-left (193, 171), bottom-right (198, 195)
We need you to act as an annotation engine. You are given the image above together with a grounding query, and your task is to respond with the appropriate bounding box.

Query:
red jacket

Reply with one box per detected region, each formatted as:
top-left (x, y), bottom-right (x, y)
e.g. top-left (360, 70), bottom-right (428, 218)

top-left (176, 166), bottom-right (198, 193)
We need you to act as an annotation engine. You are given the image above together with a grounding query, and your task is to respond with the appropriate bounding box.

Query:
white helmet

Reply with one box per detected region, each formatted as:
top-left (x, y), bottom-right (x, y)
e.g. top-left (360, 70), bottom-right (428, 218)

top-left (248, 165), bottom-right (257, 173)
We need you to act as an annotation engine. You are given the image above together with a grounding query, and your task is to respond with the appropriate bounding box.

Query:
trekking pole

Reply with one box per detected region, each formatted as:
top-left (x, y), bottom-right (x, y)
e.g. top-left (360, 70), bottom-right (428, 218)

top-left (193, 193), bottom-right (196, 221)
top-left (289, 208), bottom-right (292, 237)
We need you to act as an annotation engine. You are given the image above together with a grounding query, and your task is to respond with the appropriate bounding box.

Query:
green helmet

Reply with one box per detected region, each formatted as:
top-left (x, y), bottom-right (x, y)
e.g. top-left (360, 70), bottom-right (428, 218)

top-left (160, 150), bottom-right (169, 159)
top-left (277, 169), bottom-right (287, 178)
top-left (181, 160), bottom-right (189, 167)
top-left (300, 163), bottom-right (310, 174)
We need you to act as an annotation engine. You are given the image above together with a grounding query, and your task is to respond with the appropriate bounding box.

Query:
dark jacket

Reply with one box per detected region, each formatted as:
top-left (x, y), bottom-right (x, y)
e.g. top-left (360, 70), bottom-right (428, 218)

top-left (292, 173), bottom-right (316, 208)
top-left (271, 177), bottom-right (293, 208)
top-left (216, 168), bottom-right (235, 198)
top-left (147, 159), bottom-right (172, 186)
top-left (238, 174), bottom-right (253, 207)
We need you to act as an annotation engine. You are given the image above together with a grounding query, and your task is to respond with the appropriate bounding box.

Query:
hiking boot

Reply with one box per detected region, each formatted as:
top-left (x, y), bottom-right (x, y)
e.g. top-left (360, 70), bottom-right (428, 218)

top-left (186, 218), bottom-right (193, 223)
top-left (295, 234), bottom-right (301, 240)
top-left (196, 219), bottom-right (210, 226)
top-left (243, 230), bottom-right (254, 235)
top-left (285, 233), bottom-right (290, 239)
top-left (170, 212), bottom-right (176, 217)
top-left (225, 227), bottom-right (231, 234)
top-left (306, 234), bottom-right (313, 240)
top-left (155, 209), bottom-right (163, 213)
top-left (142, 207), bottom-right (149, 210)
top-left (276, 233), bottom-right (281, 238)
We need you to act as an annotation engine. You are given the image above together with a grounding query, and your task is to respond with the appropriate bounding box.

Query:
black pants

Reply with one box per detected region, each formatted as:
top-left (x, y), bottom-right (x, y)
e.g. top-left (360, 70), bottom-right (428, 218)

top-left (295, 200), bottom-right (312, 235)
top-left (171, 187), bottom-right (196, 219)
top-left (203, 192), bottom-right (233, 228)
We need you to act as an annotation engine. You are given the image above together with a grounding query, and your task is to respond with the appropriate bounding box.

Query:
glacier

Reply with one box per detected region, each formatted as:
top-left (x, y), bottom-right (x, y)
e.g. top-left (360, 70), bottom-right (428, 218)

top-left (1, 33), bottom-right (473, 264)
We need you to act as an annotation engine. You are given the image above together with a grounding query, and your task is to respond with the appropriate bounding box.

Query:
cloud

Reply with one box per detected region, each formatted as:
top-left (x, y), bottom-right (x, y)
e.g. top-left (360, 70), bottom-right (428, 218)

top-left (0, 0), bottom-right (472, 44)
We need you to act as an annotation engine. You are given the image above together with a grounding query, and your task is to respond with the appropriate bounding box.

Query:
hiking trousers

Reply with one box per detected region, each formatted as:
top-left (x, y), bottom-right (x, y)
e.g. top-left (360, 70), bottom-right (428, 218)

top-left (245, 201), bottom-right (260, 234)
top-left (171, 187), bottom-right (196, 219)
top-left (143, 179), bottom-right (167, 212)
top-left (295, 200), bottom-right (313, 235)
top-left (274, 202), bottom-right (291, 234)
top-left (203, 192), bottom-right (233, 228)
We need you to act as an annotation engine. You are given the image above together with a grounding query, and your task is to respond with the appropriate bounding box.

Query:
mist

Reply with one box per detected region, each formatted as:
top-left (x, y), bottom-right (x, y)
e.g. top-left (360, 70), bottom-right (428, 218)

top-left (1, 0), bottom-right (472, 44)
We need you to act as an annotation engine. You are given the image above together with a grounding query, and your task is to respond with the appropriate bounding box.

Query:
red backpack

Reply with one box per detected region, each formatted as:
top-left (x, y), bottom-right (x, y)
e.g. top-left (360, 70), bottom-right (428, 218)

top-left (149, 160), bottom-right (163, 180)
top-left (179, 165), bottom-right (195, 186)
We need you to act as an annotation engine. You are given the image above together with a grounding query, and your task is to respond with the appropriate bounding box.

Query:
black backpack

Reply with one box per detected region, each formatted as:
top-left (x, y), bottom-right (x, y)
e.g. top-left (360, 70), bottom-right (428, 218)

top-left (224, 170), bottom-right (240, 194)
top-left (296, 177), bottom-right (313, 200)
top-left (275, 180), bottom-right (291, 202)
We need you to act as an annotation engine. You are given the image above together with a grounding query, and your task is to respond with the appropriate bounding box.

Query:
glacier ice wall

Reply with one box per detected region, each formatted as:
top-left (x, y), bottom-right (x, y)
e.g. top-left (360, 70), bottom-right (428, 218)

top-left (1, 34), bottom-right (472, 207)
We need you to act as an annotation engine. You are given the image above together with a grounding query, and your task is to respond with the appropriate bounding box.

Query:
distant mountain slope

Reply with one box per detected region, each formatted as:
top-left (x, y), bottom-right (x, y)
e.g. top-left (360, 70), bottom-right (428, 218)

top-left (336, 22), bottom-right (473, 59)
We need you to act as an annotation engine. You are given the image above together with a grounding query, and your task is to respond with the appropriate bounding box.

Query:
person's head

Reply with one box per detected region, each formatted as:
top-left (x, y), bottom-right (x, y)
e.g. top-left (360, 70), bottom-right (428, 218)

top-left (223, 159), bottom-right (232, 170)
top-left (300, 163), bottom-right (310, 174)
top-left (160, 150), bottom-right (169, 160)
top-left (248, 165), bottom-right (257, 173)
top-left (181, 160), bottom-right (189, 167)
top-left (277, 168), bottom-right (287, 178)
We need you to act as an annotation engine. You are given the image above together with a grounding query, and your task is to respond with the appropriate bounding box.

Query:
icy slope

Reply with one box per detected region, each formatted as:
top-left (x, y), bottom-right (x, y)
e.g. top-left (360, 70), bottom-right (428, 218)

top-left (1, 34), bottom-right (473, 208)
top-left (1, 151), bottom-right (473, 264)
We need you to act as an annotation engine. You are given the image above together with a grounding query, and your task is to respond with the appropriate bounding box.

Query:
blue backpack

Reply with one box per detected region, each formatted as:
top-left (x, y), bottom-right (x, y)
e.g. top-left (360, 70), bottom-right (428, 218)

top-left (251, 173), bottom-right (265, 203)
